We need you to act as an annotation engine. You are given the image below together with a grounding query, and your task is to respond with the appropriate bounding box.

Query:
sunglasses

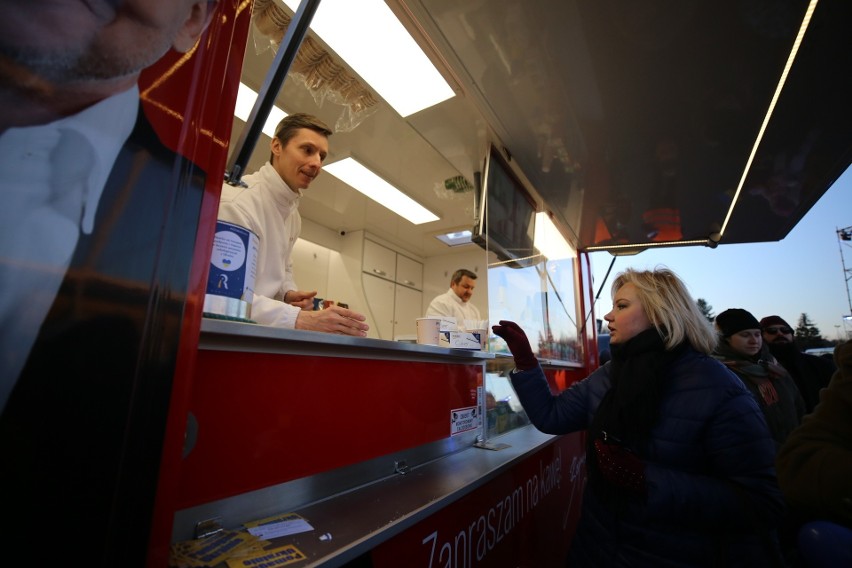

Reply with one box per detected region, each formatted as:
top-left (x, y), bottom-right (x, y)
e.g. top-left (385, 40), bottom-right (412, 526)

top-left (763, 326), bottom-right (793, 335)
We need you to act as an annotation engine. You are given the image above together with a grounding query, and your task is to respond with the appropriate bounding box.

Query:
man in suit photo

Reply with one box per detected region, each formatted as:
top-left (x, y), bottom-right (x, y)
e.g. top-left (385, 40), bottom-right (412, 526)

top-left (0, 1), bottom-right (219, 562)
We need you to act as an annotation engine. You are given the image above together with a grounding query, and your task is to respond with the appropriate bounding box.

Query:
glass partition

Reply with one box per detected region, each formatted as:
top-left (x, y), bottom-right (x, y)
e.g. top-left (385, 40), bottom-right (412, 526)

top-left (484, 359), bottom-right (531, 438)
top-left (480, 243), bottom-right (582, 440)
top-left (486, 256), bottom-right (582, 365)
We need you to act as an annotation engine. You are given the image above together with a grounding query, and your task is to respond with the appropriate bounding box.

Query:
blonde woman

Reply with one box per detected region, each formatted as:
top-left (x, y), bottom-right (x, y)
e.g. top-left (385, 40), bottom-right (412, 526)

top-left (494, 268), bottom-right (784, 567)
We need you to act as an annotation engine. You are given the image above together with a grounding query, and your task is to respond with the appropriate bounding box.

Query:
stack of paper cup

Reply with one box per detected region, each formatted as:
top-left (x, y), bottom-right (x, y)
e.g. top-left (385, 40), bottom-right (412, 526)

top-left (416, 317), bottom-right (442, 345)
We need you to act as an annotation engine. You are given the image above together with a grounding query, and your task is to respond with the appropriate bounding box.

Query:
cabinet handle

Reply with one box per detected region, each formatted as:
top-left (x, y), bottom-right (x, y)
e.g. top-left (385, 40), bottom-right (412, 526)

top-left (372, 268), bottom-right (387, 276)
top-left (403, 280), bottom-right (415, 286)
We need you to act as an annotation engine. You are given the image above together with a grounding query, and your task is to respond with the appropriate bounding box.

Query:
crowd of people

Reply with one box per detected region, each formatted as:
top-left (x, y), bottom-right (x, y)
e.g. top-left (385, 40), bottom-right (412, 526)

top-left (494, 267), bottom-right (849, 567)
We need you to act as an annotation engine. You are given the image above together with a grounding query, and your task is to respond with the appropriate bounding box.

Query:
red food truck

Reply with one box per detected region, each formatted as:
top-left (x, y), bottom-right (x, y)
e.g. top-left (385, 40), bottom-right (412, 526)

top-left (1, 0), bottom-right (849, 566)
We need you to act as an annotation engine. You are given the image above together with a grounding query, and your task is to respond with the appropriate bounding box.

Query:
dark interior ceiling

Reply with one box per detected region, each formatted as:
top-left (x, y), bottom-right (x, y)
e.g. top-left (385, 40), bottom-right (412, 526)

top-left (415, 0), bottom-right (852, 252)
top-left (233, 0), bottom-right (851, 257)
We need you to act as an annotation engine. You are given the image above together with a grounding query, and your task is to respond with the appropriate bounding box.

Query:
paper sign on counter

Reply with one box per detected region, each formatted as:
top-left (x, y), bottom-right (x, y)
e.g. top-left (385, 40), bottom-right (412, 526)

top-left (450, 406), bottom-right (479, 436)
top-left (244, 512), bottom-right (314, 540)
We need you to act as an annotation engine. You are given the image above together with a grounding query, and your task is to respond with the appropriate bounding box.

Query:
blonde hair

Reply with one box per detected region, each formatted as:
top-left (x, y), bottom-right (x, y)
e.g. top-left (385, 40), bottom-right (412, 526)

top-left (611, 267), bottom-right (717, 354)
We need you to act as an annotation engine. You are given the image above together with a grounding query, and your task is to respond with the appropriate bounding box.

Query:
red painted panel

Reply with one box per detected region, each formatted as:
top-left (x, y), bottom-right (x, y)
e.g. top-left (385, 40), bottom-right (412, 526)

top-left (544, 366), bottom-right (588, 394)
top-left (147, 1), bottom-right (253, 565)
top-left (177, 351), bottom-right (483, 508)
top-left (370, 434), bottom-right (586, 568)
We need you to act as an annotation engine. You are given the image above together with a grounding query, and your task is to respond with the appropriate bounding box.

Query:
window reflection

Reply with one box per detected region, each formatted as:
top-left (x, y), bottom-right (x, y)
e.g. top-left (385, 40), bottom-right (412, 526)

top-left (484, 367), bottom-right (531, 438)
top-left (486, 256), bottom-right (582, 364)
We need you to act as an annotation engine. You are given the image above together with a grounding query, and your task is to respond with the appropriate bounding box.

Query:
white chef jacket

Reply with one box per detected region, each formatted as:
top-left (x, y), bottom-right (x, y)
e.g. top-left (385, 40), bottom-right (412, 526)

top-left (426, 288), bottom-right (482, 322)
top-left (217, 162), bottom-right (303, 328)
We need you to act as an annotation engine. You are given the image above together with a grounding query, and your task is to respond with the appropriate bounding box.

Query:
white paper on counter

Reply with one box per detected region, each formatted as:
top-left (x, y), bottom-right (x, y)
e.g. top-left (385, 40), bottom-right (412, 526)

top-left (244, 513), bottom-right (314, 540)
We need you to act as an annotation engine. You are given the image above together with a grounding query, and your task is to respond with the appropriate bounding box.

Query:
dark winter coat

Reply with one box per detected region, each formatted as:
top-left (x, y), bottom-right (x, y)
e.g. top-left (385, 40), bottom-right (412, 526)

top-left (768, 342), bottom-right (835, 414)
top-left (777, 340), bottom-right (852, 527)
top-left (510, 347), bottom-right (785, 567)
top-left (713, 343), bottom-right (806, 449)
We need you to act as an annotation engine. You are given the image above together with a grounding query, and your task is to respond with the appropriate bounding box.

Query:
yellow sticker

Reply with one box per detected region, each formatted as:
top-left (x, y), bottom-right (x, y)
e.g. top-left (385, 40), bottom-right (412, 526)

top-left (225, 544), bottom-right (307, 567)
top-left (169, 530), bottom-right (268, 567)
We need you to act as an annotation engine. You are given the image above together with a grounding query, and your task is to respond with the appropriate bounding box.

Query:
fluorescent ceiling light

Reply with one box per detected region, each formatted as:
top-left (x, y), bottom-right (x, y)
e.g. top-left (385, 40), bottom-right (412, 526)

top-left (534, 212), bottom-right (575, 260)
top-left (283, 0), bottom-right (454, 116)
top-left (324, 157), bottom-right (439, 225)
top-left (235, 82), bottom-right (287, 137)
top-left (719, 0), bottom-right (817, 237)
top-left (435, 230), bottom-right (472, 247)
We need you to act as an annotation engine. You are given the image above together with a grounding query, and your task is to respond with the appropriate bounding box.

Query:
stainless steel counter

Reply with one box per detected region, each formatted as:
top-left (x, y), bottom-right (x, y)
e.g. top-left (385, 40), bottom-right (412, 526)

top-left (199, 317), bottom-right (497, 363)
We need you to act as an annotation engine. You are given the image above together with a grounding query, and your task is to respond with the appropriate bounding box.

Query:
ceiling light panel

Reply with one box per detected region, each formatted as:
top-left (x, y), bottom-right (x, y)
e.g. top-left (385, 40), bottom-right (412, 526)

top-left (283, 0), bottom-right (455, 116)
top-left (534, 212), bottom-right (575, 260)
top-left (236, 82), bottom-right (287, 137)
top-left (324, 157), bottom-right (439, 225)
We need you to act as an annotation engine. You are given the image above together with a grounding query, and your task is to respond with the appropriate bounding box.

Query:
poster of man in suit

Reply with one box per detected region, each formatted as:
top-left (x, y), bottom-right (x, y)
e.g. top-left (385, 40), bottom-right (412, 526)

top-left (0, 0), bottom-right (237, 562)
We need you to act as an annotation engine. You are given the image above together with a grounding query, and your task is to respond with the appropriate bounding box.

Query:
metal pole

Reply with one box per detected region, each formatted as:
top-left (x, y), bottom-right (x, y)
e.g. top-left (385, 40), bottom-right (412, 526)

top-left (225, 0), bottom-right (322, 185)
top-left (837, 225), bottom-right (852, 315)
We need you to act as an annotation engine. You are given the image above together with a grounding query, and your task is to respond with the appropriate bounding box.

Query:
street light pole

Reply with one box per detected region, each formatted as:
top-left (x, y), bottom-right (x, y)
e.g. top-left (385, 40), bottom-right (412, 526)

top-left (837, 226), bottom-right (852, 324)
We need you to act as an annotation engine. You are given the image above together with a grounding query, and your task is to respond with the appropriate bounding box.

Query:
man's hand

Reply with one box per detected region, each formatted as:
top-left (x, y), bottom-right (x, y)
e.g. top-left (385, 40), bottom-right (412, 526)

top-left (284, 289), bottom-right (317, 310)
top-left (296, 305), bottom-right (369, 337)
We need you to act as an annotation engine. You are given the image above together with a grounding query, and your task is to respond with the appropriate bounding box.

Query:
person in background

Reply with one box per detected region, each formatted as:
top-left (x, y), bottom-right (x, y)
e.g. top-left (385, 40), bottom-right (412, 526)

top-left (493, 268), bottom-right (784, 566)
top-left (218, 113), bottom-right (368, 336)
top-left (714, 308), bottom-right (805, 449)
top-left (426, 268), bottom-right (481, 322)
top-left (775, 340), bottom-right (852, 567)
top-left (761, 315), bottom-right (835, 414)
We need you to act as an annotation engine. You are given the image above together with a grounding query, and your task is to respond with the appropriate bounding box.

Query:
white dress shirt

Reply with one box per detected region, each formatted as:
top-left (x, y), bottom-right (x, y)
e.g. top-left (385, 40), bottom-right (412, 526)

top-left (0, 87), bottom-right (138, 413)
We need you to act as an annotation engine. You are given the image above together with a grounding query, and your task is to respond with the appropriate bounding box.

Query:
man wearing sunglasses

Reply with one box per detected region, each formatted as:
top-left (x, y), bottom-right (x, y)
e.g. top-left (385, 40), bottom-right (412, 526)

top-left (761, 315), bottom-right (835, 413)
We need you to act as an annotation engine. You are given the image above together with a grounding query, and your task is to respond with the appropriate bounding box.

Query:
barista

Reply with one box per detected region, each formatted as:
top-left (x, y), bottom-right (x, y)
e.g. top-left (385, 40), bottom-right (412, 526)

top-left (218, 113), bottom-right (368, 336)
top-left (426, 268), bottom-right (481, 322)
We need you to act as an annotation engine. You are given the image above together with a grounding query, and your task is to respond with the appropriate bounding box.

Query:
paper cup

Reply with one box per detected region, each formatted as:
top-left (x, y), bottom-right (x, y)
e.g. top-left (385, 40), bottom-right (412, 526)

top-left (416, 317), bottom-right (442, 345)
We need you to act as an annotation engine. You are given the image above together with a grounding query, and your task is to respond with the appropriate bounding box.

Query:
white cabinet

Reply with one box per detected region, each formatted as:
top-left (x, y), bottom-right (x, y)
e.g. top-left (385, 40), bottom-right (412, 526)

top-left (393, 284), bottom-right (422, 337)
top-left (396, 254), bottom-right (422, 290)
top-left (362, 275), bottom-right (423, 340)
top-left (363, 239), bottom-right (396, 281)
top-left (362, 274), bottom-right (396, 340)
top-left (360, 238), bottom-right (424, 340)
top-left (362, 239), bottom-right (422, 292)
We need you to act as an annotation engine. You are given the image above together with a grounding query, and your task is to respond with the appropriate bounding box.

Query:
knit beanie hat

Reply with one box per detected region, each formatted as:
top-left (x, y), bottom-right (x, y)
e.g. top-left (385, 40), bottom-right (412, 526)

top-left (759, 315), bottom-right (791, 329)
top-left (715, 308), bottom-right (760, 337)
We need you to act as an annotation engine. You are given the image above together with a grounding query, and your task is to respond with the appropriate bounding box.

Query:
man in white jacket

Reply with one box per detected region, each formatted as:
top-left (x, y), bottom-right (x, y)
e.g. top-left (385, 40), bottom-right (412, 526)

top-left (218, 113), bottom-right (369, 336)
top-left (426, 268), bottom-right (482, 322)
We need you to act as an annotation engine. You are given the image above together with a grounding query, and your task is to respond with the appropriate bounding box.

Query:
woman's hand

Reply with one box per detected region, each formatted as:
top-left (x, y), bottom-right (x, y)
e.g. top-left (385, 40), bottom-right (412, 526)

top-left (492, 320), bottom-right (538, 370)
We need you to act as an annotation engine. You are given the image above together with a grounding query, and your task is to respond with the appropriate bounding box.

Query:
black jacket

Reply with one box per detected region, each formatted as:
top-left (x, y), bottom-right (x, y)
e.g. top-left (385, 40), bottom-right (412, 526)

top-left (768, 342), bottom-right (835, 413)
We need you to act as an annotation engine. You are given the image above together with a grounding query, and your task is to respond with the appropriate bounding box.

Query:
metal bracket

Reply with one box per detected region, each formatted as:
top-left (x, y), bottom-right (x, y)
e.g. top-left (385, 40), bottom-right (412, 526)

top-left (194, 517), bottom-right (224, 540)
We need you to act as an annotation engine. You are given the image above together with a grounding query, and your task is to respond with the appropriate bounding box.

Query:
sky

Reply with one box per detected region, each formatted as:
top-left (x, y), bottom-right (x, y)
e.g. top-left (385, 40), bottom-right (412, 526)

top-left (589, 165), bottom-right (852, 342)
